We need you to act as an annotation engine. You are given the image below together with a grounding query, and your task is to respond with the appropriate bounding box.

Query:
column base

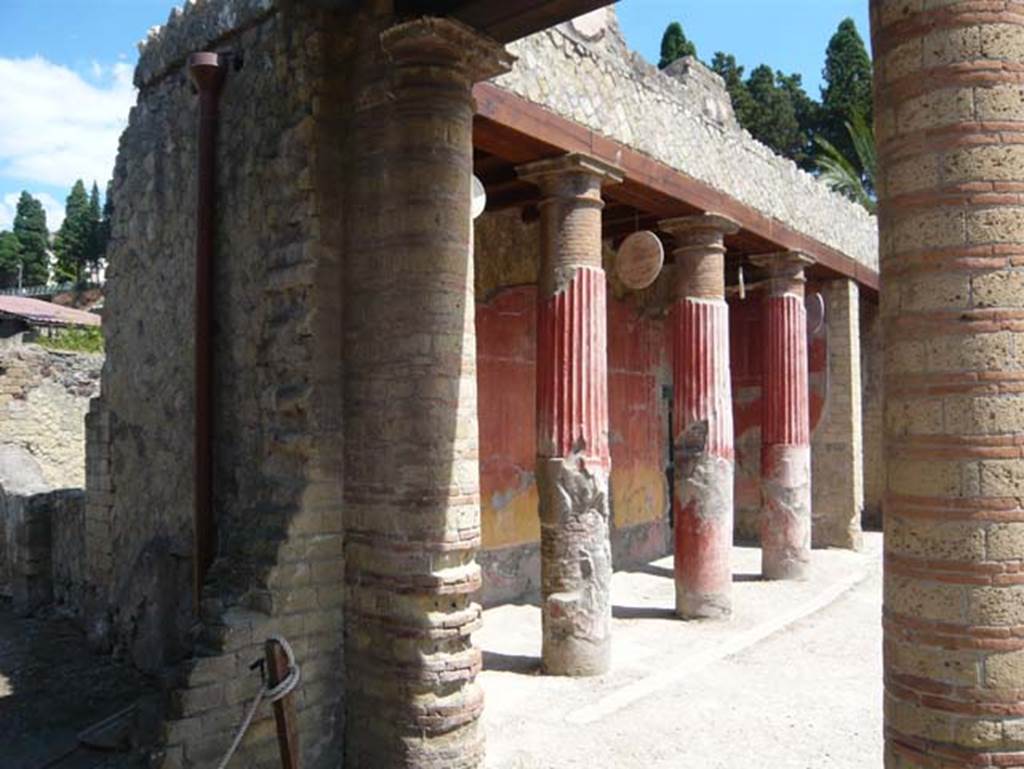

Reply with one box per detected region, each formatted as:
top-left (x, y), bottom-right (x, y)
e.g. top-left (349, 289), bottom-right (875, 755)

top-left (537, 456), bottom-right (613, 678)
top-left (675, 588), bottom-right (731, 620)
top-left (674, 451), bottom-right (734, 620)
top-left (542, 631), bottom-right (611, 677)
top-left (760, 444), bottom-right (811, 581)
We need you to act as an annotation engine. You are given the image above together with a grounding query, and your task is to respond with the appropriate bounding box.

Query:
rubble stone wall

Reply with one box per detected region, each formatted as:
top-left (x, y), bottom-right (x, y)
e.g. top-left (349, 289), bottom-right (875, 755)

top-left (101, 1), bottom-right (348, 765)
top-left (494, 13), bottom-right (878, 271)
top-left (0, 488), bottom-right (85, 613)
top-left (0, 346), bottom-right (101, 494)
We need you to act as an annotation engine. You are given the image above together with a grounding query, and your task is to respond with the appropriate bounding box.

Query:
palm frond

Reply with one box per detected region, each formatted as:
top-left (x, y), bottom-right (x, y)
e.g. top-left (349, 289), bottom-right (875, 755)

top-left (813, 116), bottom-right (877, 214)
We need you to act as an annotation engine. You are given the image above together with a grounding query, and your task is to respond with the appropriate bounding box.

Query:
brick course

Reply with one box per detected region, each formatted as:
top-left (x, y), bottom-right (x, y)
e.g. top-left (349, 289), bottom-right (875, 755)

top-left (873, 0), bottom-right (1024, 764)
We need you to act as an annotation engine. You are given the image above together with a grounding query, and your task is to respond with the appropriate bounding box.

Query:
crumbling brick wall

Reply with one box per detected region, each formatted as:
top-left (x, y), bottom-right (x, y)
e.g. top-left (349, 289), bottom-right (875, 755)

top-left (97, 1), bottom-right (348, 765)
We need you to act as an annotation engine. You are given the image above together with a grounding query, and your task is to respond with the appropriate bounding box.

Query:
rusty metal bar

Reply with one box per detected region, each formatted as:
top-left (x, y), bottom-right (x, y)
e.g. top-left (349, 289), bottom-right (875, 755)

top-left (265, 638), bottom-right (301, 769)
top-left (188, 51), bottom-right (224, 614)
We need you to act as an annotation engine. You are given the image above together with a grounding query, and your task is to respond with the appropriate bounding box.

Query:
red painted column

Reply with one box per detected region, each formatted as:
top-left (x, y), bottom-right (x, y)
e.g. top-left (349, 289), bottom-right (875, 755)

top-left (517, 153), bottom-right (623, 676)
top-left (754, 252), bottom-right (814, 580)
top-left (660, 215), bottom-right (738, 620)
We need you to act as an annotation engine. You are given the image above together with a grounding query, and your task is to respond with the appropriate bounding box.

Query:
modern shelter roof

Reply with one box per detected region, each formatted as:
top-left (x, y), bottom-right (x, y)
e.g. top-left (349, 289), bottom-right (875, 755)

top-left (0, 296), bottom-right (101, 328)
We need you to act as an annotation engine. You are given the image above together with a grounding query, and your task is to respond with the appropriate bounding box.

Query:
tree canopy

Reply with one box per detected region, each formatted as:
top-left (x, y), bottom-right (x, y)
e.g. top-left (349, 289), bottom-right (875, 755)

top-left (0, 231), bottom-right (21, 288)
top-left (55, 180), bottom-right (91, 282)
top-left (659, 21), bottom-right (697, 69)
top-left (820, 18), bottom-right (874, 172)
top-left (54, 179), bottom-right (105, 283)
top-left (665, 18), bottom-right (875, 209)
top-left (13, 192), bottom-right (49, 287)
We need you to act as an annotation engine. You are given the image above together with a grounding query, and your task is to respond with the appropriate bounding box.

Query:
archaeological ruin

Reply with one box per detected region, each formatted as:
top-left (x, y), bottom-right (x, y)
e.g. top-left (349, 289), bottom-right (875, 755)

top-left (4, 0), bottom-right (1024, 767)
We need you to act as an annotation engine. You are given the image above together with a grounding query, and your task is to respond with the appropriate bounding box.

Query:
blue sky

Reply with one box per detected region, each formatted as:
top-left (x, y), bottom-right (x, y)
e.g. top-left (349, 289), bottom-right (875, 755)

top-left (0, 0), bottom-right (872, 232)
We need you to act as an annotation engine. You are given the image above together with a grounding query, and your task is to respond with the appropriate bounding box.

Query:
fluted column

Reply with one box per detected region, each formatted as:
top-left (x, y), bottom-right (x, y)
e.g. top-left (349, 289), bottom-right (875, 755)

top-left (660, 214), bottom-right (738, 620)
top-left (753, 252), bottom-right (813, 581)
top-left (873, 2), bottom-right (1024, 765)
top-left (343, 18), bottom-right (512, 769)
top-left (517, 153), bottom-right (623, 676)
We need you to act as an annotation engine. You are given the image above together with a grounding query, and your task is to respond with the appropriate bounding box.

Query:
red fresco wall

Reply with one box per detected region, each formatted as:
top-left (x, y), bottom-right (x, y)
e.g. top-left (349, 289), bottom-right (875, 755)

top-left (477, 285), bottom-right (827, 556)
top-left (729, 289), bottom-right (827, 540)
top-left (477, 286), bottom-right (668, 555)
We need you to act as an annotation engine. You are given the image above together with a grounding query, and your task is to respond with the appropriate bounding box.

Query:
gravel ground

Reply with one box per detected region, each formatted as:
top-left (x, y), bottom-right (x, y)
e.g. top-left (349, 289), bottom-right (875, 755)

top-left (0, 605), bottom-right (152, 769)
top-left (480, 533), bottom-right (884, 769)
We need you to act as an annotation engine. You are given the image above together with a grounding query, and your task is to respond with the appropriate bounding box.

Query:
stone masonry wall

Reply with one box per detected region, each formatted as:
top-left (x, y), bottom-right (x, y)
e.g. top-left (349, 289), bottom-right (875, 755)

top-left (810, 279), bottom-right (864, 550)
top-left (494, 10), bottom-right (878, 271)
top-left (0, 488), bottom-right (85, 613)
top-left (102, 1), bottom-right (348, 766)
top-left (0, 346), bottom-right (101, 494)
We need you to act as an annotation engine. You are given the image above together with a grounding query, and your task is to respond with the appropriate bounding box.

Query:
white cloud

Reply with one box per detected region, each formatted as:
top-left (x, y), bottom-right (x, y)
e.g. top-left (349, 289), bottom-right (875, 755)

top-left (0, 56), bottom-right (135, 190)
top-left (0, 192), bottom-right (66, 232)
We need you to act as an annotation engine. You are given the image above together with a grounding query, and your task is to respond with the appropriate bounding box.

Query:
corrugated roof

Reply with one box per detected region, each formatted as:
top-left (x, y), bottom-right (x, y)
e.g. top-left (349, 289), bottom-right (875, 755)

top-left (0, 295), bottom-right (101, 327)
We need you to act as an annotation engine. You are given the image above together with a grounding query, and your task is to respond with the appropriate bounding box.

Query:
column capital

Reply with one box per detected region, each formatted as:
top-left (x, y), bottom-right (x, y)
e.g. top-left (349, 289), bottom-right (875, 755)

top-left (660, 214), bottom-right (738, 300)
top-left (516, 152), bottom-right (625, 194)
top-left (381, 17), bottom-right (515, 82)
top-left (659, 213), bottom-right (739, 243)
top-left (750, 251), bottom-right (813, 297)
top-left (749, 250), bottom-right (814, 275)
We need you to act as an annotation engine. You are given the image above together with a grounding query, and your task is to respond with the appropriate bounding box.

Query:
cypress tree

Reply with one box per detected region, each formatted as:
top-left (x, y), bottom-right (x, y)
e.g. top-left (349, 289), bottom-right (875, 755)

top-left (98, 180), bottom-right (113, 272)
top-left (820, 18), bottom-right (873, 170)
top-left (0, 231), bottom-right (21, 288)
top-left (55, 180), bottom-right (90, 283)
top-left (12, 192), bottom-right (49, 287)
top-left (659, 21), bottom-right (697, 69)
top-left (87, 181), bottom-right (103, 274)
top-left (745, 65), bottom-right (801, 159)
top-left (710, 52), bottom-right (756, 128)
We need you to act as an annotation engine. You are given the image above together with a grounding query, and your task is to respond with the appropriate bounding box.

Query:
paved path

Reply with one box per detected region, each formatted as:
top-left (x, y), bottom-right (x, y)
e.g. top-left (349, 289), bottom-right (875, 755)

top-left (480, 533), bottom-right (884, 768)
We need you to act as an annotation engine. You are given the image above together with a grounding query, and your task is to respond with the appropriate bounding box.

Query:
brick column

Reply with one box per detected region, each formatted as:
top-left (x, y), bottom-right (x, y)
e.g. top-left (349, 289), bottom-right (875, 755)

top-left (660, 214), bottom-right (738, 620)
top-left (343, 18), bottom-right (512, 768)
top-left (873, 3), bottom-right (1024, 765)
top-left (811, 278), bottom-right (864, 551)
top-left (753, 252), bottom-right (813, 581)
top-left (517, 153), bottom-right (623, 676)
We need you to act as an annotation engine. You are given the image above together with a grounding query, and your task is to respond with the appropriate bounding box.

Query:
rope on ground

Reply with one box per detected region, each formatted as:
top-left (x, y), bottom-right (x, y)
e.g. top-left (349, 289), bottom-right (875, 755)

top-left (213, 634), bottom-right (301, 769)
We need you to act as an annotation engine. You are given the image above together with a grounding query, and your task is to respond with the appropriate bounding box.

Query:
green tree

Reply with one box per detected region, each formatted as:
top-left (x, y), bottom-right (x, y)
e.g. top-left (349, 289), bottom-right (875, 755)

top-left (745, 65), bottom-right (801, 159)
top-left (815, 111), bottom-right (877, 213)
top-left (97, 180), bottom-right (113, 273)
top-left (778, 72), bottom-right (820, 169)
top-left (55, 180), bottom-right (91, 283)
top-left (820, 18), bottom-right (873, 173)
top-left (87, 181), bottom-right (103, 272)
top-left (711, 53), bottom-right (821, 169)
top-left (659, 21), bottom-right (697, 69)
top-left (12, 192), bottom-right (49, 287)
top-left (0, 231), bottom-right (21, 288)
top-left (710, 52), bottom-right (755, 127)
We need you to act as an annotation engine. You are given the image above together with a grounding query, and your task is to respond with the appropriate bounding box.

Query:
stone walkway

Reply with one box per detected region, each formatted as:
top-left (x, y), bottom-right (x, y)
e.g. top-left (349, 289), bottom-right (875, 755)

top-left (479, 533), bottom-right (884, 768)
top-left (0, 605), bottom-right (152, 769)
